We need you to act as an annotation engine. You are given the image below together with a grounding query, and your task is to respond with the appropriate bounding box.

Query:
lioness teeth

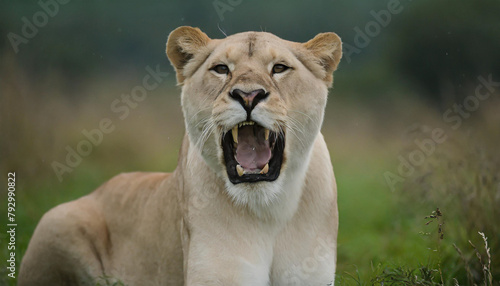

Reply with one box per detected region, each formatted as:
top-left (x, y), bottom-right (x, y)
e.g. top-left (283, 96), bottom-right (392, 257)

top-left (264, 129), bottom-right (270, 141)
top-left (232, 126), bottom-right (238, 144)
top-left (238, 121), bottom-right (255, 128)
top-left (260, 163), bottom-right (269, 174)
top-left (236, 165), bottom-right (244, 176)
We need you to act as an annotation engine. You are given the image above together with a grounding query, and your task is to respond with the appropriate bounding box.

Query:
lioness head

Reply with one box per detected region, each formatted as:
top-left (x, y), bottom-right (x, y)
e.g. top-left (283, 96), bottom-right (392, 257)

top-left (166, 26), bottom-right (341, 206)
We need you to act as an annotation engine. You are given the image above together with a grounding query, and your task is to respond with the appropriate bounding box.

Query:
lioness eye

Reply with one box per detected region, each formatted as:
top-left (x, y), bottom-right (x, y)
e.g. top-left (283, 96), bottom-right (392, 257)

top-left (272, 64), bottom-right (289, 74)
top-left (211, 64), bottom-right (229, 75)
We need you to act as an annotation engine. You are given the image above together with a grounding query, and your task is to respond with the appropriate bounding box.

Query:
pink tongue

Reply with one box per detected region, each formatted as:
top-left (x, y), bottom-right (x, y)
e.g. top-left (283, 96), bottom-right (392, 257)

top-left (235, 126), bottom-right (271, 171)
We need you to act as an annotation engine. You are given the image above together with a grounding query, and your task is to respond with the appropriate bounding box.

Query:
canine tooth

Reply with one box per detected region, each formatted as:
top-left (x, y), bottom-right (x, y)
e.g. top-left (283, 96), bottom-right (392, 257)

top-left (260, 163), bottom-right (269, 174)
top-left (264, 129), bottom-right (270, 141)
top-left (236, 165), bottom-right (244, 176)
top-left (232, 126), bottom-right (238, 143)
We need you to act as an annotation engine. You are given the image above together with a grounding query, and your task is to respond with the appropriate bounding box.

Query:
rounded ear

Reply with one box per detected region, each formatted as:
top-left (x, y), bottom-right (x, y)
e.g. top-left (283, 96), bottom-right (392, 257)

top-left (166, 26), bottom-right (211, 84)
top-left (303, 32), bottom-right (342, 86)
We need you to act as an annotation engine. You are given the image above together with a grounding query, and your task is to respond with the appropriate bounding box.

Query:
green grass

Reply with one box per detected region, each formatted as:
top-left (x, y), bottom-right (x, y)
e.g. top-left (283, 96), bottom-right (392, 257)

top-left (335, 166), bottom-right (435, 283)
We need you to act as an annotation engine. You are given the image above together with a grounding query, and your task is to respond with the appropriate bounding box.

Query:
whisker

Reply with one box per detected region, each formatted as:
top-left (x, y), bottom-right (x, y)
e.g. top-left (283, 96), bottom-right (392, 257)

top-left (283, 118), bottom-right (306, 149)
top-left (195, 118), bottom-right (215, 154)
top-left (190, 106), bottom-right (213, 126)
top-left (288, 111), bottom-right (321, 134)
top-left (288, 109), bottom-right (314, 122)
top-left (287, 115), bottom-right (305, 129)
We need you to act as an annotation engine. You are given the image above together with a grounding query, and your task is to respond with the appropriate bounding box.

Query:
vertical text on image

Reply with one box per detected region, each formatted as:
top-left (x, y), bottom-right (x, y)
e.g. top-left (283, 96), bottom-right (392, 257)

top-left (6, 172), bottom-right (17, 279)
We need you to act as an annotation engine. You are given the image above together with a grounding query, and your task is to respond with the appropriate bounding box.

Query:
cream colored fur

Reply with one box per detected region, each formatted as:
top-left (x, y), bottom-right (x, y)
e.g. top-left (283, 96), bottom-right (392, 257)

top-left (18, 26), bottom-right (342, 286)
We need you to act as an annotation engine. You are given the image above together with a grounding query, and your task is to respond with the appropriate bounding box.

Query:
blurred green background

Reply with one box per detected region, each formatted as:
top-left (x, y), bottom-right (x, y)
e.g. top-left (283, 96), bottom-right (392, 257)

top-left (1, 0), bottom-right (499, 285)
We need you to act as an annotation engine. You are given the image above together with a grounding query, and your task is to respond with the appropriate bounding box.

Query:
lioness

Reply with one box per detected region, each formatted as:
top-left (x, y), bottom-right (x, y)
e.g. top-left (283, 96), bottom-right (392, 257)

top-left (19, 26), bottom-right (342, 285)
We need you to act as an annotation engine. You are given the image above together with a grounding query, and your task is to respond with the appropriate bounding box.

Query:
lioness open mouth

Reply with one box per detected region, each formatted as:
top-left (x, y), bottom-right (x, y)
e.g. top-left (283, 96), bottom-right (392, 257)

top-left (222, 121), bottom-right (285, 184)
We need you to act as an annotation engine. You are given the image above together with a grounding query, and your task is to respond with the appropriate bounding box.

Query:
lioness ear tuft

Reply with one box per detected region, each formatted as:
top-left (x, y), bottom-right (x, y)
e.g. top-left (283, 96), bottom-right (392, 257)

top-left (166, 26), bottom-right (211, 84)
top-left (303, 32), bottom-right (342, 86)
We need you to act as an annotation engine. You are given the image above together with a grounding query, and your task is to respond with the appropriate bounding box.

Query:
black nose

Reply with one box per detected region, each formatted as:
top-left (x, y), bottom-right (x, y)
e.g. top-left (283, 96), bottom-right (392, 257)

top-left (229, 89), bottom-right (269, 117)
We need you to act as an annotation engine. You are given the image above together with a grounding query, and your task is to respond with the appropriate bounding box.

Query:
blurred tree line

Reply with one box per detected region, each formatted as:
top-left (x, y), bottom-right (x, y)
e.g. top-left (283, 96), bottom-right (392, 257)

top-left (1, 0), bottom-right (499, 104)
